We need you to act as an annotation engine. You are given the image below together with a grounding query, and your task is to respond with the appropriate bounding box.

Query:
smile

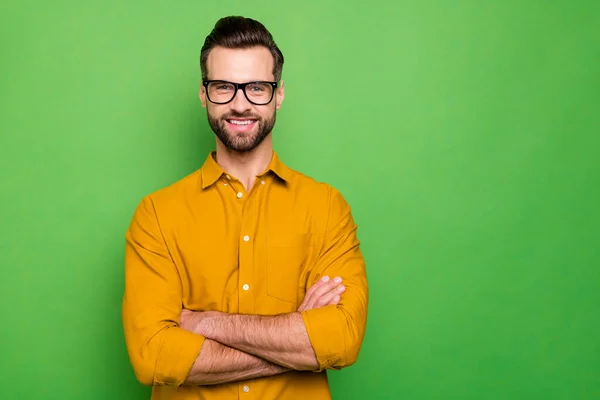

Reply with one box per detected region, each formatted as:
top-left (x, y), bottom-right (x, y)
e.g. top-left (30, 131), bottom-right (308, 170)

top-left (227, 119), bottom-right (256, 125)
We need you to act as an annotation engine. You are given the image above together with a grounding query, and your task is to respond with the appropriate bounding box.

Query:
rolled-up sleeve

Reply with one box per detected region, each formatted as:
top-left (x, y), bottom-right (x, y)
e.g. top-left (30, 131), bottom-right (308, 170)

top-left (300, 187), bottom-right (369, 371)
top-left (122, 196), bottom-right (205, 386)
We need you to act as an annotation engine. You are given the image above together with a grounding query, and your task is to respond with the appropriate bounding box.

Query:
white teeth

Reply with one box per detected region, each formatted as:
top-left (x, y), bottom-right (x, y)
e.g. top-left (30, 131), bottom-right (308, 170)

top-left (229, 120), bottom-right (253, 125)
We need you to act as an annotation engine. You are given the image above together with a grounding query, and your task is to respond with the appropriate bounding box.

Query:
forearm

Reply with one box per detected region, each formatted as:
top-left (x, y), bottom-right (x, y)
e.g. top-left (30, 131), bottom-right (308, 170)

top-left (198, 312), bottom-right (318, 371)
top-left (185, 338), bottom-right (290, 385)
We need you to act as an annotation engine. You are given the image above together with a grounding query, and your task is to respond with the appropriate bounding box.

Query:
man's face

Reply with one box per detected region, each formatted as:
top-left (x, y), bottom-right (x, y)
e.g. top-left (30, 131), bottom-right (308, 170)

top-left (200, 46), bottom-right (284, 153)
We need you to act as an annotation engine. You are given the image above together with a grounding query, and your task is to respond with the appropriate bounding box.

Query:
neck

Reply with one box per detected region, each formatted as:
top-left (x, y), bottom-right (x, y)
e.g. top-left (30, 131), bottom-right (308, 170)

top-left (214, 135), bottom-right (273, 191)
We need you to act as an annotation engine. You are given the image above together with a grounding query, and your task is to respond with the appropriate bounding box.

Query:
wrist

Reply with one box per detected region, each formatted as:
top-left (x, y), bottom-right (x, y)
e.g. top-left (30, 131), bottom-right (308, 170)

top-left (195, 311), bottom-right (223, 338)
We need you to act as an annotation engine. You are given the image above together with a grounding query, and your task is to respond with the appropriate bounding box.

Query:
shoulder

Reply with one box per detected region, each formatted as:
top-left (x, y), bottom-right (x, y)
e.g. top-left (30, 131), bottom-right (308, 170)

top-left (286, 166), bottom-right (350, 211)
top-left (153, 169), bottom-right (201, 200)
top-left (134, 168), bottom-right (202, 214)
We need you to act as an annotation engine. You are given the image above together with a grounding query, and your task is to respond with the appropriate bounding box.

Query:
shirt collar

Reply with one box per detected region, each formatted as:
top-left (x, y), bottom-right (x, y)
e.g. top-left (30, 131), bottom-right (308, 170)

top-left (267, 150), bottom-right (293, 183)
top-left (200, 150), bottom-right (293, 189)
top-left (200, 151), bottom-right (224, 189)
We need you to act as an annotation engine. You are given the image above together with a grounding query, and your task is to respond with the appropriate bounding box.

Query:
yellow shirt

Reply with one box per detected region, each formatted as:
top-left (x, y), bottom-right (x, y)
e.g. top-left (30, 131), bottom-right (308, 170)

top-left (122, 151), bottom-right (369, 399)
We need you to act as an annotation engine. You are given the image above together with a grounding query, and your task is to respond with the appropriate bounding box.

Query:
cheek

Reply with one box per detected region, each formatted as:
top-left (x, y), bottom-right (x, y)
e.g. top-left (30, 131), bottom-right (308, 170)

top-left (256, 105), bottom-right (276, 120)
top-left (208, 105), bottom-right (227, 119)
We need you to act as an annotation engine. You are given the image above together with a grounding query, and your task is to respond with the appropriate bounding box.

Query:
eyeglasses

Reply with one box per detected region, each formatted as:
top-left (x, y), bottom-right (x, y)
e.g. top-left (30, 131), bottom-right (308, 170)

top-left (203, 80), bottom-right (278, 105)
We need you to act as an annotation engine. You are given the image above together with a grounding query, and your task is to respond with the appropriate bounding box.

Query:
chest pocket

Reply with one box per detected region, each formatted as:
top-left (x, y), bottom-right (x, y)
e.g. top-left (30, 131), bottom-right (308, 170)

top-left (266, 233), bottom-right (314, 304)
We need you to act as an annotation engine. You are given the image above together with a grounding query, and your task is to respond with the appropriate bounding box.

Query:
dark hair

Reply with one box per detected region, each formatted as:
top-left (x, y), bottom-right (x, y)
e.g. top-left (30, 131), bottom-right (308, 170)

top-left (200, 16), bottom-right (284, 81)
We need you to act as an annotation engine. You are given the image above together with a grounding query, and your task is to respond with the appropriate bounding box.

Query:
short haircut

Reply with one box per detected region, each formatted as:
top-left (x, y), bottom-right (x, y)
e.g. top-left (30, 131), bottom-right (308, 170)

top-left (200, 16), bottom-right (284, 81)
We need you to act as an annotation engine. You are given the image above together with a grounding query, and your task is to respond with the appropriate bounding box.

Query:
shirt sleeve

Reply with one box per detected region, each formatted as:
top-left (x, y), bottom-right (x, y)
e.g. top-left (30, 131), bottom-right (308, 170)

top-left (300, 187), bottom-right (369, 371)
top-left (122, 195), bottom-right (205, 386)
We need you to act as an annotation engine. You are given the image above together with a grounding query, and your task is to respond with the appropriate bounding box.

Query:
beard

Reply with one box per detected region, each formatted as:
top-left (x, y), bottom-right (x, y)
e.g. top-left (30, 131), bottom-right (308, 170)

top-left (207, 109), bottom-right (276, 153)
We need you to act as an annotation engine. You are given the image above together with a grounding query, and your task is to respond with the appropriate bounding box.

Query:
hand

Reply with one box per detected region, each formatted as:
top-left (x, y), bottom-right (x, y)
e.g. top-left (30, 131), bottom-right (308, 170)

top-left (297, 275), bottom-right (346, 312)
top-left (180, 309), bottom-right (222, 334)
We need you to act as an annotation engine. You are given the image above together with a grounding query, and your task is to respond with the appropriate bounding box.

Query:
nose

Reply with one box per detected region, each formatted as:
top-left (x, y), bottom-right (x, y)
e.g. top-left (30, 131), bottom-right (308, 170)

top-left (229, 88), bottom-right (252, 113)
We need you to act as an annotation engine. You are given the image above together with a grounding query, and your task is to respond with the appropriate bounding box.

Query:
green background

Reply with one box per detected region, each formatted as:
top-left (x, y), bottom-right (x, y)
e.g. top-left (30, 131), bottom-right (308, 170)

top-left (1, 1), bottom-right (599, 399)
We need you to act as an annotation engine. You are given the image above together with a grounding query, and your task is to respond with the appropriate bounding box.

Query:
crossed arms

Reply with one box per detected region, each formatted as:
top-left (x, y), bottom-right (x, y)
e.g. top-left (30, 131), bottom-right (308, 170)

top-left (179, 276), bottom-right (346, 385)
top-left (122, 189), bottom-right (368, 386)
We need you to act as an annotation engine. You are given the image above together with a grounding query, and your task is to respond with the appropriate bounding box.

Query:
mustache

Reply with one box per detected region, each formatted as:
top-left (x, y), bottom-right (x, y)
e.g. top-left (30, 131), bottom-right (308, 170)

top-left (221, 112), bottom-right (260, 120)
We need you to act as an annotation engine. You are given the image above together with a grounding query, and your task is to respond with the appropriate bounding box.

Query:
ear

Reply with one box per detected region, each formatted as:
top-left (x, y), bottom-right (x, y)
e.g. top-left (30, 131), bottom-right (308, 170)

top-left (275, 80), bottom-right (285, 110)
top-left (199, 82), bottom-right (207, 108)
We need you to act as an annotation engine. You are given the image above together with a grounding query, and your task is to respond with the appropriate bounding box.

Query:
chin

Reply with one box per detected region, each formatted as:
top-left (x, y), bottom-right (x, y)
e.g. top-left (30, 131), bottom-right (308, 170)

top-left (221, 135), bottom-right (261, 153)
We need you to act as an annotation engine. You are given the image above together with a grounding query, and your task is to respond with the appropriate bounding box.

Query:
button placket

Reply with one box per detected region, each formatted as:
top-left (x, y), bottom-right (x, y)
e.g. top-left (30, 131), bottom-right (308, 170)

top-left (240, 231), bottom-right (252, 298)
top-left (223, 175), bottom-right (249, 202)
top-left (238, 188), bottom-right (255, 316)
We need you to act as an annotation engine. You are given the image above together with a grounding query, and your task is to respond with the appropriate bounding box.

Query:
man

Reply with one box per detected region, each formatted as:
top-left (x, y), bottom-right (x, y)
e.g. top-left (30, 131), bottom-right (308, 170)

top-left (122, 16), bottom-right (368, 400)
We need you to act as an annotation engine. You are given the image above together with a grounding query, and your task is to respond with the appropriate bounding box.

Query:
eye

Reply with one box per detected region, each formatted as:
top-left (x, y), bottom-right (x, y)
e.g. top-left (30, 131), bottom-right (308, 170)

top-left (248, 84), bottom-right (265, 92)
top-left (209, 82), bottom-right (234, 91)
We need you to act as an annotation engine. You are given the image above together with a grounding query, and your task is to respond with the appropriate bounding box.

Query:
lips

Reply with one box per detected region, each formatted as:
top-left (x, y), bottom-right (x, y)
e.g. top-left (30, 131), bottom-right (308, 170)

top-left (226, 118), bottom-right (257, 132)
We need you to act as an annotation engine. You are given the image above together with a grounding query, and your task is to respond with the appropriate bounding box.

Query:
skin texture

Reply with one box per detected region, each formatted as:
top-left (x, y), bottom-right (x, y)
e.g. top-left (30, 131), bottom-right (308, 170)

top-left (181, 276), bottom-right (346, 385)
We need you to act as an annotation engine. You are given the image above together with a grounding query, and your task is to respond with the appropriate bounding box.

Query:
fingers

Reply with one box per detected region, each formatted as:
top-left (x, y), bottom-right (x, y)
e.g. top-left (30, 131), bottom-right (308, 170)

top-left (303, 276), bottom-right (329, 298)
top-left (303, 276), bottom-right (334, 310)
top-left (179, 309), bottom-right (194, 331)
top-left (298, 276), bottom-right (329, 311)
top-left (310, 276), bottom-right (342, 303)
top-left (300, 275), bottom-right (344, 311)
top-left (314, 283), bottom-right (345, 308)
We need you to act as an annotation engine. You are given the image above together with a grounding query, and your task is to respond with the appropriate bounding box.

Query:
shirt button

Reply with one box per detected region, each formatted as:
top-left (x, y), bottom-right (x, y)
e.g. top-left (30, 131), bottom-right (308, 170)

top-left (261, 180), bottom-right (265, 185)
top-left (226, 175), bottom-right (231, 180)
top-left (242, 284), bottom-right (249, 291)
top-left (243, 235), bottom-right (250, 242)
top-left (223, 183), bottom-right (228, 187)
top-left (237, 192), bottom-right (243, 199)
top-left (243, 385), bottom-right (250, 393)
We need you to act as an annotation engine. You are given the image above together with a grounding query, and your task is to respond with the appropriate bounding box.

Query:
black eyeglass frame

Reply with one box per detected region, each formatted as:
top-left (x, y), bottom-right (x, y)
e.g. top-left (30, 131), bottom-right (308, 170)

top-left (202, 80), bottom-right (279, 105)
